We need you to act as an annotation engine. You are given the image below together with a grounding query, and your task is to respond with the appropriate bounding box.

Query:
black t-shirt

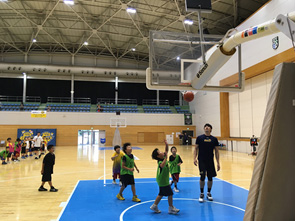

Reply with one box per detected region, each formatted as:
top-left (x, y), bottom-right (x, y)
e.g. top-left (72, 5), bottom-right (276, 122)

top-left (169, 155), bottom-right (183, 163)
top-left (122, 154), bottom-right (134, 162)
top-left (43, 153), bottom-right (55, 174)
top-left (196, 134), bottom-right (218, 161)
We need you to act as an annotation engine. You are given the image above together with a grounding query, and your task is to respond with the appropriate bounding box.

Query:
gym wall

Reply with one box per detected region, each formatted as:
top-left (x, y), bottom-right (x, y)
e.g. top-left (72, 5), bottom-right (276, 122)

top-left (0, 112), bottom-right (195, 146)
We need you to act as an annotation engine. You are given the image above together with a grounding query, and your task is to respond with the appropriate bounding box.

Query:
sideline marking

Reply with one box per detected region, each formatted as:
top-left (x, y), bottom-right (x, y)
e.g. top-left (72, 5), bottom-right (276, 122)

top-left (57, 180), bottom-right (80, 221)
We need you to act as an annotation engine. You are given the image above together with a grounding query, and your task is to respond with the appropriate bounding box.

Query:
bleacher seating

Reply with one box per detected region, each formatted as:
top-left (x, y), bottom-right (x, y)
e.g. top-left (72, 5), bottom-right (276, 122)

top-left (143, 105), bottom-right (172, 114)
top-left (0, 102), bottom-right (40, 111)
top-left (99, 104), bottom-right (138, 113)
top-left (46, 103), bottom-right (91, 112)
top-left (174, 106), bottom-right (190, 114)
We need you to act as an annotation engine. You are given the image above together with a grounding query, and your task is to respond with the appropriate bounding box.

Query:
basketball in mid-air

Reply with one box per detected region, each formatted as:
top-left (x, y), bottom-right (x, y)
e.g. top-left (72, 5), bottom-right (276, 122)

top-left (183, 91), bottom-right (194, 102)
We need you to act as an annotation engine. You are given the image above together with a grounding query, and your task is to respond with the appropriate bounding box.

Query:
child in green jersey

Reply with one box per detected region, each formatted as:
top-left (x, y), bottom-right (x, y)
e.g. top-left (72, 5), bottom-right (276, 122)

top-left (0, 146), bottom-right (9, 165)
top-left (169, 146), bottom-right (183, 192)
top-left (116, 143), bottom-right (141, 202)
top-left (150, 140), bottom-right (180, 214)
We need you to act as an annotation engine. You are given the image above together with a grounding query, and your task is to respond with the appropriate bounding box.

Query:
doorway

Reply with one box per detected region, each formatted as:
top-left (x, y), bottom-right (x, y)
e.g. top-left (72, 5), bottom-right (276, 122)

top-left (78, 130), bottom-right (105, 146)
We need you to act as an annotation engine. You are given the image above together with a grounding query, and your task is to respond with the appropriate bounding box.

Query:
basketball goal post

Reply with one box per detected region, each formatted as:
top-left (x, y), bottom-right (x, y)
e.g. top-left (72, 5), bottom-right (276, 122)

top-left (110, 118), bottom-right (126, 147)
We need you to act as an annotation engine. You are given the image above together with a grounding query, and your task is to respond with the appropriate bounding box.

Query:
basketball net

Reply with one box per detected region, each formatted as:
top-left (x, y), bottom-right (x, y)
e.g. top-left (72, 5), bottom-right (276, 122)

top-left (181, 90), bottom-right (198, 95)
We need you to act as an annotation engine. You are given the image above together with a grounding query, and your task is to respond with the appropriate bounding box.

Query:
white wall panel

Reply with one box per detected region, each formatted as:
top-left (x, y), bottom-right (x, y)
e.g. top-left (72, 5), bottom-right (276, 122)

top-left (251, 74), bottom-right (267, 137)
top-left (239, 79), bottom-right (253, 137)
top-left (229, 93), bottom-right (240, 137)
top-left (0, 112), bottom-right (195, 126)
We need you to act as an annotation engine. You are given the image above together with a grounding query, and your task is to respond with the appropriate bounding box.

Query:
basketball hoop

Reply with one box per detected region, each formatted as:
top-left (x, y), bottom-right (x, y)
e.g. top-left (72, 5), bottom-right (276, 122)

top-left (110, 118), bottom-right (127, 128)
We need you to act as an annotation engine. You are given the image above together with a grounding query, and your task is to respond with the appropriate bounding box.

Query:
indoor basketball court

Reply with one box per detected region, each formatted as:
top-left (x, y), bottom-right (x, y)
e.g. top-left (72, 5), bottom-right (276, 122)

top-left (0, 0), bottom-right (295, 221)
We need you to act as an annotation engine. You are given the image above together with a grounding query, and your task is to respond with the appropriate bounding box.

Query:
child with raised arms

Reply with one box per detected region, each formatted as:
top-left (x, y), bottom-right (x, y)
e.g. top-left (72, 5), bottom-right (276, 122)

top-left (150, 140), bottom-right (180, 214)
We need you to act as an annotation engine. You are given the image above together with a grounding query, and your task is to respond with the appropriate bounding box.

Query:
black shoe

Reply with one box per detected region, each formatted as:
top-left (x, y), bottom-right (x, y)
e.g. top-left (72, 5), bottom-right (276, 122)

top-left (199, 193), bottom-right (204, 202)
top-left (50, 187), bottom-right (58, 192)
top-left (38, 186), bottom-right (48, 191)
top-left (35, 157), bottom-right (38, 159)
top-left (38, 154), bottom-right (41, 159)
top-left (41, 153), bottom-right (45, 155)
top-left (207, 192), bottom-right (213, 201)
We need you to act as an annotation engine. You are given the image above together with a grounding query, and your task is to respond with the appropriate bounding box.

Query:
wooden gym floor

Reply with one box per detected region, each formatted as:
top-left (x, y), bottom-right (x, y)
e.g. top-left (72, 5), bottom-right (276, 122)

top-left (0, 144), bottom-right (255, 221)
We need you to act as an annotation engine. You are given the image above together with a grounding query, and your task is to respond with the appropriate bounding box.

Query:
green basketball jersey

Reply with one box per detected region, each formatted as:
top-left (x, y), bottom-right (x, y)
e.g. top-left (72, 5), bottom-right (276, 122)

top-left (169, 154), bottom-right (181, 174)
top-left (156, 160), bottom-right (170, 187)
top-left (120, 154), bottom-right (134, 175)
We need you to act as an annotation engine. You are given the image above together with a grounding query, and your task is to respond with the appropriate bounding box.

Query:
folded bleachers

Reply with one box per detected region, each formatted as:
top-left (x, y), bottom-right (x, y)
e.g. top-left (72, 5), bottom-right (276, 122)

top-left (174, 106), bottom-right (190, 114)
top-left (0, 102), bottom-right (40, 112)
top-left (46, 103), bottom-right (91, 112)
top-left (99, 104), bottom-right (138, 113)
top-left (142, 105), bottom-right (172, 114)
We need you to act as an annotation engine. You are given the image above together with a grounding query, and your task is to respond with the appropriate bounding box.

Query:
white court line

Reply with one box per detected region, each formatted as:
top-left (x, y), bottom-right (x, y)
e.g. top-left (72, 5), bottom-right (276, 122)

top-left (103, 148), bottom-right (106, 185)
top-left (56, 180), bottom-right (80, 221)
top-left (119, 198), bottom-right (245, 221)
top-left (215, 177), bottom-right (249, 191)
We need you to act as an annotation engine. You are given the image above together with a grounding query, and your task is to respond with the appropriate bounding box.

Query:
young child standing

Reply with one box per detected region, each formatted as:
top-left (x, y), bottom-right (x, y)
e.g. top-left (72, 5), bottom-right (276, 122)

top-left (0, 146), bottom-right (9, 165)
top-left (6, 138), bottom-right (14, 162)
top-left (41, 136), bottom-right (47, 155)
top-left (21, 141), bottom-right (27, 159)
top-left (27, 137), bottom-right (34, 157)
top-left (111, 145), bottom-right (124, 185)
top-left (116, 143), bottom-right (141, 202)
top-left (169, 146), bottom-right (183, 192)
top-left (14, 138), bottom-right (21, 161)
top-left (24, 137), bottom-right (29, 157)
top-left (150, 140), bottom-right (180, 214)
top-left (38, 145), bottom-right (58, 192)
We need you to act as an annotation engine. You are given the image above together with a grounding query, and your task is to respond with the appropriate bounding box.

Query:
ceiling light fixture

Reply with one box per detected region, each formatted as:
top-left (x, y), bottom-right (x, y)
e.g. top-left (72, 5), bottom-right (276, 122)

top-left (64, 0), bottom-right (74, 5)
top-left (184, 19), bottom-right (194, 25)
top-left (126, 7), bottom-right (136, 14)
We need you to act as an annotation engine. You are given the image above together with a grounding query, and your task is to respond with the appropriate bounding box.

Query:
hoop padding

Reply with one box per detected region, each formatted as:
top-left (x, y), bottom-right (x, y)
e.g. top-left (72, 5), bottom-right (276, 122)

top-left (244, 63), bottom-right (295, 220)
top-left (110, 118), bottom-right (127, 128)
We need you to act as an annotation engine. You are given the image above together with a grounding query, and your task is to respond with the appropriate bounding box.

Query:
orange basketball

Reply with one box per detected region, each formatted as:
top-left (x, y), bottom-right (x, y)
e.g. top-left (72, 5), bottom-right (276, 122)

top-left (183, 91), bottom-right (194, 102)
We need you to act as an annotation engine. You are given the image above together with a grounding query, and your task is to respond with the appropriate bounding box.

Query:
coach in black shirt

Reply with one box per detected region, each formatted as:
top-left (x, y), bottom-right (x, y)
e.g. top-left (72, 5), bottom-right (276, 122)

top-left (194, 123), bottom-right (220, 203)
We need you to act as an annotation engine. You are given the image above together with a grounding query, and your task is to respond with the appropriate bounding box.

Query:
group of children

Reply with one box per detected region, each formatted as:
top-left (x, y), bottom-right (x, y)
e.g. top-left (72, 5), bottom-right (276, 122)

top-left (0, 135), bottom-right (58, 192)
top-left (111, 141), bottom-right (182, 214)
top-left (0, 134), bottom-right (47, 165)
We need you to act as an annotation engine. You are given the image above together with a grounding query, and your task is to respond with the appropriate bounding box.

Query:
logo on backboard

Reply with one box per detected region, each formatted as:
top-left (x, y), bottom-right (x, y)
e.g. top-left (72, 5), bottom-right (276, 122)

top-left (272, 36), bottom-right (279, 50)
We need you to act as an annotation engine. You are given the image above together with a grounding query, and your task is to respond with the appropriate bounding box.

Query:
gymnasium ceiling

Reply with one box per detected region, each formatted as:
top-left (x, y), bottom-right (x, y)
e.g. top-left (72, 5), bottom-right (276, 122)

top-left (0, 0), bottom-right (269, 65)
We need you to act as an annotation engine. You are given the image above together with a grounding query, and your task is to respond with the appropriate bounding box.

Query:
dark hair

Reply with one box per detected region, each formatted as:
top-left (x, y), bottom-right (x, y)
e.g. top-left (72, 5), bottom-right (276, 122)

top-left (170, 146), bottom-right (177, 152)
top-left (47, 145), bottom-right (54, 150)
top-left (152, 148), bottom-right (160, 160)
top-left (37, 132), bottom-right (40, 134)
top-left (114, 145), bottom-right (120, 151)
top-left (16, 138), bottom-right (21, 142)
top-left (122, 143), bottom-right (131, 153)
top-left (204, 123), bottom-right (212, 129)
top-left (7, 137), bottom-right (11, 141)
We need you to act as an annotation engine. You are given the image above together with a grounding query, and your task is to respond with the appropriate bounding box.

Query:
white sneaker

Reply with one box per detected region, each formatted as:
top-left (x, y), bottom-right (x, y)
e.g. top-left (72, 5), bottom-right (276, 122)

top-left (174, 187), bottom-right (179, 193)
top-left (168, 206), bottom-right (180, 214)
top-left (169, 180), bottom-right (173, 186)
top-left (112, 180), bottom-right (117, 184)
top-left (207, 192), bottom-right (213, 201)
top-left (150, 204), bottom-right (161, 213)
top-left (199, 193), bottom-right (204, 203)
top-left (119, 181), bottom-right (122, 187)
